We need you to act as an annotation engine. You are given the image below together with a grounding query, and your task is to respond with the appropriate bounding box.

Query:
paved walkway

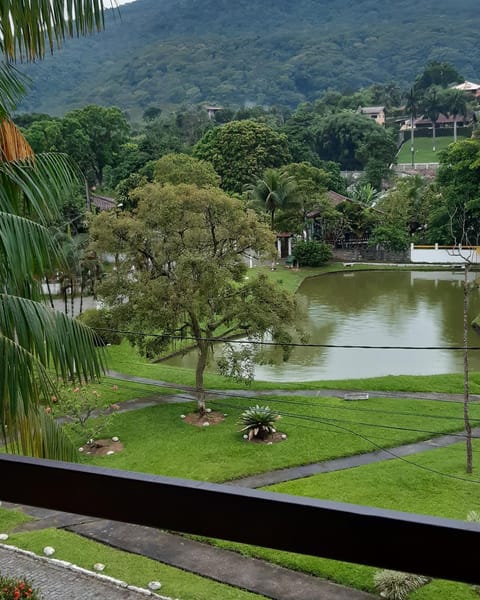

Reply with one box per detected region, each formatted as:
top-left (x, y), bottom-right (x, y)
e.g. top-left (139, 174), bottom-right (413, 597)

top-left (0, 543), bottom-right (163, 599)
top-left (2, 374), bottom-right (475, 599)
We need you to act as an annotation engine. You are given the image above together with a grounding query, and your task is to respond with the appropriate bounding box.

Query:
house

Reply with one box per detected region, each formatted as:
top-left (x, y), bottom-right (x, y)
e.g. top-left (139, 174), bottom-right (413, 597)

top-left (90, 194), bottom-right (118, 211)
top-left (205, 106), bottom-right (223, 120)
top-left (400, 112), bottom-right (470, 131)
top-left (358, 105), bottom-right (386, 126)
top-left (452, 80), bottom-right (480, 97)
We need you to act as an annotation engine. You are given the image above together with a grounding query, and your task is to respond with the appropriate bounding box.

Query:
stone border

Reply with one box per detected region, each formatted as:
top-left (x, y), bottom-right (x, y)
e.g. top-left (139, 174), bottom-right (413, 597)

top-left (0, 543), bottom-right (178, 599)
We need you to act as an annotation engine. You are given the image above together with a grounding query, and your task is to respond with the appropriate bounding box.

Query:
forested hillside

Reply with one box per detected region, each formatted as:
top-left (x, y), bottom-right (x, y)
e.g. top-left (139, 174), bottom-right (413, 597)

top-left (17, 0), bottom-right (480, 118)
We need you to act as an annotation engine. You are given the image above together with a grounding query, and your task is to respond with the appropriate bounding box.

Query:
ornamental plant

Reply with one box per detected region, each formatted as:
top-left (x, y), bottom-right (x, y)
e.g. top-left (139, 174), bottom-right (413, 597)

top-left (0, 574), bottom-right (42, 599)
top-left (239, 405), bottom-right (279, 440)
top-left (373, 570), bottom-right (429, 599)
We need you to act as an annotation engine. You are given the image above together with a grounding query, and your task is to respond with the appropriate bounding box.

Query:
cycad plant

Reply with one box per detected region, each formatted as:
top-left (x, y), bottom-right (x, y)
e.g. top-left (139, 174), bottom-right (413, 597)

top-left (0, 2), bottom-right (111, 459)
top-left (239, 405), bottom-right (279, 440)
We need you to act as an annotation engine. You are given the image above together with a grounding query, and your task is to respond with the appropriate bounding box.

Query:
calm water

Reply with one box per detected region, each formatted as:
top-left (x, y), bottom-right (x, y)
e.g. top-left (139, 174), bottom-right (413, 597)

top-left (166, 270), bottom-right (480, 381)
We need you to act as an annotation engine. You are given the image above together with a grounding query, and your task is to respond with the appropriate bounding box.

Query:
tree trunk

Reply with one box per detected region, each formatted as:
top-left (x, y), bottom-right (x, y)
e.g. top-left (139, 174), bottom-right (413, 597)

top-left (432, 121), bottom-right (436, 152)
top-left (410, 115), bottom-right (415, 167)
top-left (454, 118), bottom-right (458, 143)
top-left (63, 286), bottom-right (68, 315)
top-left (195, 341), bottom-right (208, 416)
top-left (45, 277), bottom-right (55, 309)
top-left (463, 264), bottom-right (473, 474)
top-left (70, 278), bottom-right (75, 318)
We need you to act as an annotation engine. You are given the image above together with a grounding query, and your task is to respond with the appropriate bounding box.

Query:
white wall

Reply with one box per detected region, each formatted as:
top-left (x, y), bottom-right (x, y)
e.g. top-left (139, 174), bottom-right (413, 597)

top-left (410, 244), bottom-right (480, 264)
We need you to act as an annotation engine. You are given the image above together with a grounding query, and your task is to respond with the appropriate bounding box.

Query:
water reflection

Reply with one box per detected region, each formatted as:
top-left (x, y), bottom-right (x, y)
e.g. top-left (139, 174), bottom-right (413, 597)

top-left (165, 271), bottom-right (480, 381)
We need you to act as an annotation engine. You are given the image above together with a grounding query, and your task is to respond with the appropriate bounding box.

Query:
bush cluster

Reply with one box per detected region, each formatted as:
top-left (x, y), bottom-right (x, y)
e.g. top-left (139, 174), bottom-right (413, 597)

top-left (292, 241), bottom-right (332, 267)
top-left (0, 575), bottom-right (41, 600)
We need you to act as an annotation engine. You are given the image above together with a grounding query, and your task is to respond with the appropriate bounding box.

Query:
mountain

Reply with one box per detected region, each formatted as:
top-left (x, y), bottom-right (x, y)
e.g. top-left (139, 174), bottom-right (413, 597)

top-left (16, 0), bottom-right (480, 119)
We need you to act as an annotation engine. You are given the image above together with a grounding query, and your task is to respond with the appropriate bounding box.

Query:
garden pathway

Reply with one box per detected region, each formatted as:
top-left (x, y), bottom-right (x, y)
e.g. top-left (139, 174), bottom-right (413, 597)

top-left (2, 373), bottom-right (476, 599)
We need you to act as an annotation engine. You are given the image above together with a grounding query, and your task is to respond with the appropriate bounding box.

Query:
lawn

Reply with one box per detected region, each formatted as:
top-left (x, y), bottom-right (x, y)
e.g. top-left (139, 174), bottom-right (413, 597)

top-left (0, 527), bottom-right (263, 600)
top-left (193, 441), bottom-right (480, 599)
top-left (396, 135), bottom-right (467, 164)
top-left (75, 394), bottom-right (480, 482)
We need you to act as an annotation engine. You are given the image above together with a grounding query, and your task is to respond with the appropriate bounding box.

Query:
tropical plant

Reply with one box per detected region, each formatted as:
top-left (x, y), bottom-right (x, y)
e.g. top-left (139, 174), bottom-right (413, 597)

top-left (421, 87), bottom-right (442, 152)
top-left (0, 2), bottom-right (109, 458)
top-left (245, 168), bottom-right (299, 230)
top-left (239, 405), bottom-right (280, 441)
top-left (404, 88), bottom-right (421, 167)
top-left (373, 570), bottom-right (429, 599)
top-left (443, 88), bottom-right (469, 142)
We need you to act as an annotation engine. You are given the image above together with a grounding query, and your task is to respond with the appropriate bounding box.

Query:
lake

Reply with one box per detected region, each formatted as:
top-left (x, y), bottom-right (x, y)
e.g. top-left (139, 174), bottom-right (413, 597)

top-left (165, 270), bottom-right (480, 381)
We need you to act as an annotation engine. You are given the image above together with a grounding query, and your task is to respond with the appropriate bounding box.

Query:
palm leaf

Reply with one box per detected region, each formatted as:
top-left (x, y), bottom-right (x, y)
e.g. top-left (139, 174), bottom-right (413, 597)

top-left (0, 63), bottom-right (27, 117)
top-left (0, 294), bottom-right (105, 383)
top-left (0, 152), bottom-right (79, 222)
top-left (0, 212), bottom-right (60, 295)
top-left (0, 1), bottom-right (114, 62)
top-left (0, 118), bottom-right (34, 162)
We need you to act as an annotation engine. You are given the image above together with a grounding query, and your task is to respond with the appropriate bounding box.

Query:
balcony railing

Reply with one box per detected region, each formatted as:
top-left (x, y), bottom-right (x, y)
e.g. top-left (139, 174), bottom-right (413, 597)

top-left (1, 453), bottom-right (479, 585)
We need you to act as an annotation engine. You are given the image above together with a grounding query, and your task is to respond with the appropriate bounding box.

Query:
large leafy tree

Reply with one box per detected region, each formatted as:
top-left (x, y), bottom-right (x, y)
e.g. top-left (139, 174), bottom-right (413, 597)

top-left (90, 183), bottom-right (299, 414)
top-left (193, 120), bottom-right (291, 193)
top-left (0, 1), bottom-right (109, 457)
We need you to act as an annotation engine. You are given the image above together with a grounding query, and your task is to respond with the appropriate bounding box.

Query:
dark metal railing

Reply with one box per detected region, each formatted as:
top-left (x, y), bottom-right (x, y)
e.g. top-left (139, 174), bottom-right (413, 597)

top-left (1, 454), bottom-right (479, 585)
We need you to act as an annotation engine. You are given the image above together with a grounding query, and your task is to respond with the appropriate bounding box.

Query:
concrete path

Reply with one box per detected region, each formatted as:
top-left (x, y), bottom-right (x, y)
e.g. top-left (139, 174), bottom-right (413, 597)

top-left (0, 543), bottom-right (162, 599)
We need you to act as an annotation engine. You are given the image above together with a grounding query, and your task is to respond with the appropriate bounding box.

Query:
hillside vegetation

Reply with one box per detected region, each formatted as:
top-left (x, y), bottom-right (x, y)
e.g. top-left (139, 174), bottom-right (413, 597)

top-left (18, 0), bottom-right (480, 118)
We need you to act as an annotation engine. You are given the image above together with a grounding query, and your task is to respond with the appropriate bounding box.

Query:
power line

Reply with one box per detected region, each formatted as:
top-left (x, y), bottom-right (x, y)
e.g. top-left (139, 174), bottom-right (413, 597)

top-left (95, 327), bottom-right (480, 351)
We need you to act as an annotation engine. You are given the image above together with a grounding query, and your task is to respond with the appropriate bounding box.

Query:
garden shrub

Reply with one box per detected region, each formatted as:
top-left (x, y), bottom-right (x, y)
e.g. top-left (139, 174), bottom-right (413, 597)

top-left (292, 241), bottom-right (332, 267)
top-left (0, 574), bottom-right (42, 599)
top-left (77, 309), bottom-right (122, 346)
top-left (239, 405), bottom-right (279, 440)
top-left (373, 570), bottom-right (429, 599)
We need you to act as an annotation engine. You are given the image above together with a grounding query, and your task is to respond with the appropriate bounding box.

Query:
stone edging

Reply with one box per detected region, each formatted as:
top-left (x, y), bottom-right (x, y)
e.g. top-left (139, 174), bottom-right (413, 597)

top-left (0, 543), bottom-right (178, 599)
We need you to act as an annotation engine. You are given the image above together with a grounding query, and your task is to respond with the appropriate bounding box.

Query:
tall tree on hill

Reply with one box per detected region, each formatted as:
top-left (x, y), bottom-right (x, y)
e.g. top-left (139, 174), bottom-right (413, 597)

top-left (443, 88), bottom-right (469, 143)
top-left (422, 87), bottom-right (442, 152)
top-left (405, 88), bottom-right (421, 167)
top-left (0, 2), bottom-right (108, 457)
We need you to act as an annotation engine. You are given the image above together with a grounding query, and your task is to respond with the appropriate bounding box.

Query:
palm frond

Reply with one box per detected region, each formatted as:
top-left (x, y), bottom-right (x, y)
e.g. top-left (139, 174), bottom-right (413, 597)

top-left (0, 212), bottom-right (61, 295)
top-left (0, 152), bottom-right (79, 222)
top-left (0, 118), bottom-right (34, 162)
top-left (0, 294), bottom-right (105, 383)
top-left (0, 1), bottom-right (113, 62)
top-left (0, 63), bottom-right (27, 117)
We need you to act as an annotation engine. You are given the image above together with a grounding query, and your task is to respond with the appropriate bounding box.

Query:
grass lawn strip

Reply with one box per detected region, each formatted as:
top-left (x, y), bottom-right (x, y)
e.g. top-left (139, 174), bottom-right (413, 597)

top-left (0, 527), bottom-right (264, 600)
top-left (193, 441), bottom-right (480, 599)
top-left (396, 136), bottom-right (467, 163)
top-left (79, 395), bottom-right (480, 483)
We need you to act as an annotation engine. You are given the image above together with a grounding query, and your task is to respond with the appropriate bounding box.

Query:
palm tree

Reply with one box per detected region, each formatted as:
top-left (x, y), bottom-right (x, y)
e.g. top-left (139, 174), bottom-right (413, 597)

top-left (404, 88), bottom-right (421, 167)
top-left (245, 169), bottom-right (299, 230)
top-left (443, 89), bottom-right (469, 142)
top-left (422, 87), bottom-right (442, 152)
top-left (0, 2), bottom-right (111, 458)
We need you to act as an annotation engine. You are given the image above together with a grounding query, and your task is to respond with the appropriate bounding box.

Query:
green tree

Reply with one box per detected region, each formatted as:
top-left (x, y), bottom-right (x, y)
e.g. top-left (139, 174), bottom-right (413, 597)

top-left (244, 168), bottom-right (299, 230)
top-left (194, 120), bottom-right (291, 193)
top-left (421, 87), bottom-right (442, 152)
top-left (153, 153), bottom-right (220, 187)
top-left (65, 105), bottom-right (130, 186)
top-left (442, 88), bottom-right (469, 143)
top-left (414, 61), bottom-right (463, 93)
top-left (314, 112), bottom-right (397, 175)
top-left (404, 88), bottom-right (421, 167)
top-left (0, 1), bottom-right (107, 458)
top-left (90, 184), bottom-right (299, 414)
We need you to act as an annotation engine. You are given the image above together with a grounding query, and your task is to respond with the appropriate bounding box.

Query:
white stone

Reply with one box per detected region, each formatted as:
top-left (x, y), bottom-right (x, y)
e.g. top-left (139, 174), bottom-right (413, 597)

top-left (268, 442), bottom-right (273, 445)
top-left (78, 447), bottom-right (84, 452)
top-left (112, 436), bottom-right (119, 442)
top-left (43, 546), bottom-right (55, 556)
top-left (180, 414), bottom-right (186, 419)
top-left (0, 534), bottom-right (8, 541)
top-left (94, 563), bottom-right (105, 571)
top-left (148, 581), bottom-right (162, 590)
top-left (243, 434), bottom-right (248, 440)
top-left (223, 414), bottom-right (228, 417)
top-left (106, 450), bottom-right (115, 456)
top-left (281, 434), bottom-right (287, 439)
top-left (203, 422), bottom-right (210, 427)
top-left (205, 408), bottom-right (212, 413)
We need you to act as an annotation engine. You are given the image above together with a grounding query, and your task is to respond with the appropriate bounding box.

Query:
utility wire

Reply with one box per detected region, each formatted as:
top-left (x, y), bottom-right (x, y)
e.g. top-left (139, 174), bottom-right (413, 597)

top-left (95, 327), bottom-right (480, 351)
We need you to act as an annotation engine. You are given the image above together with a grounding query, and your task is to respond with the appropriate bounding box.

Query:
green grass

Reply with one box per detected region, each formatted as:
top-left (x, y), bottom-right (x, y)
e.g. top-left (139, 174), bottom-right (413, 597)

top-left (193, 441), bottom-right (480, 599)
top-left (105, 341), bottom-right (480, 394)
top-left (396, 136), bottom-right (467, 164)
top-left (77, 394), bottom-right (480, 482)
top-left (0, 507), bottom-right (31, 532)
top-left (2, 528), bottom-right (263, 600)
